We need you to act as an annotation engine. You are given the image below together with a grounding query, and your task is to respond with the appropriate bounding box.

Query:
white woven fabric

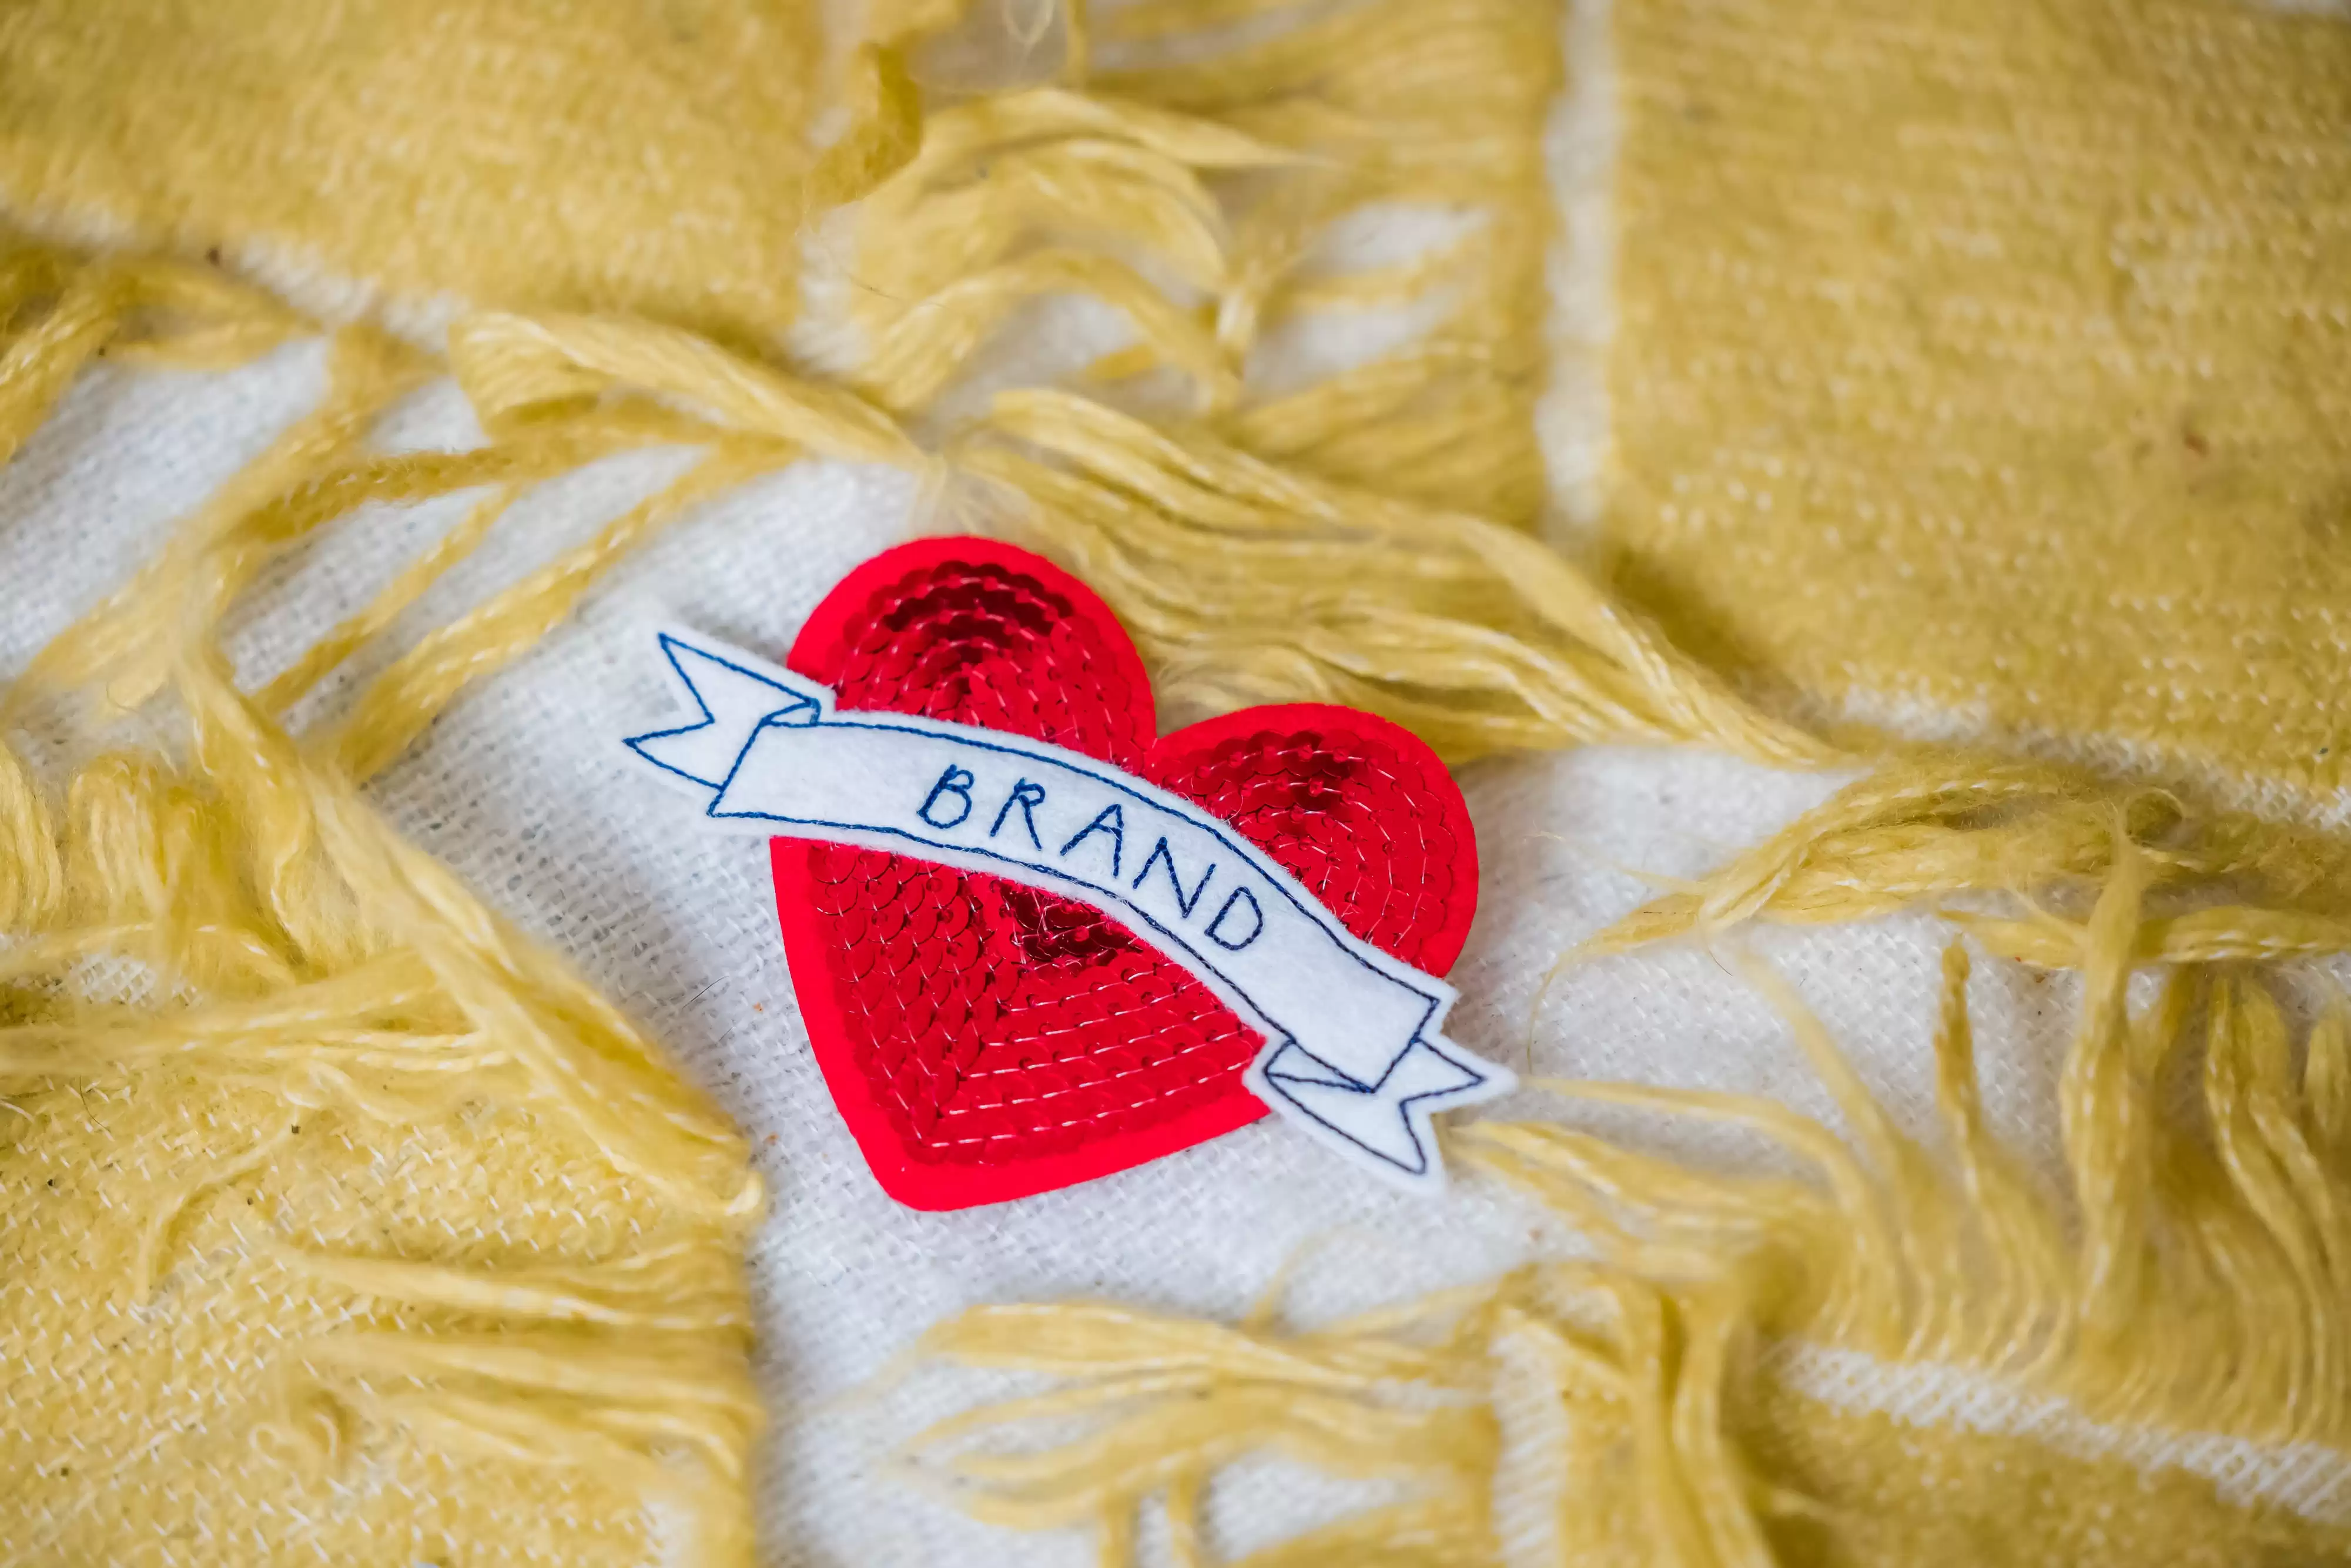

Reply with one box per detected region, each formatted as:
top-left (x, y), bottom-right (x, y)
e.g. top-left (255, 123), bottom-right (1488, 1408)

top-left (0, 346), bottom-right (2121, 1566)
top-left (4, 6), bottom-right (2347, 1554)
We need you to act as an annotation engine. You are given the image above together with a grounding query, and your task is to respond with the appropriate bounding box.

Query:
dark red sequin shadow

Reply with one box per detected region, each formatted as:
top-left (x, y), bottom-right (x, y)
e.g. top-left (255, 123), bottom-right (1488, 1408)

top-left (772, 537), bottom-right (1479, 1209)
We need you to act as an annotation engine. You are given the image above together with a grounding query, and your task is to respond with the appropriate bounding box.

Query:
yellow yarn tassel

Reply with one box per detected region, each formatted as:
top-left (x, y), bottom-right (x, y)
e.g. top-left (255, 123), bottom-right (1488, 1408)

top-left (1588, 749), bottom-right (2351, 956)
top-left (840, 0), bottom-right (1560, 523)
top-left (911, 922), bottom-right (2351, 1563)
top-left (1, 240), bottom-right (766, 1563)
top-left (5, 0), bottom-right (2350, 1559)
top-left (414, 292), bottom-right (1831, 768)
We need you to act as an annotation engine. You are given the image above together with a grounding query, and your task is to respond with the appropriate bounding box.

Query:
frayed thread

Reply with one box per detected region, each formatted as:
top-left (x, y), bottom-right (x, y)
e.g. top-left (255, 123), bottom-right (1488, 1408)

top-left (5, 0), bottom-right (2350, 1560)
top-left (907, 907), bottom-right (2351, 1562)
top-left (1, 244), bottom-right (769, 1561)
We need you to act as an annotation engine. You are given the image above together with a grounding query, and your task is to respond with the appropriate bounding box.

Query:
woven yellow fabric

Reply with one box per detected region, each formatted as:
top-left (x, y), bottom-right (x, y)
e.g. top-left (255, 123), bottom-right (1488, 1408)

top-left (0, 0), bottom-right (823, 343)
top-left (3, 1084), bottom-right (731, 1566)
top-left (2, 0), bottom-right (2350, 1564)
top-left (0, 279), bottom-right (775, 1564)
top-left (1605, 0), bottom-right (2351, 796)
top-left (909, 934), bottom-right (2351, 1566)
top-left (1743, 1396), bottom-right (2347, 1566)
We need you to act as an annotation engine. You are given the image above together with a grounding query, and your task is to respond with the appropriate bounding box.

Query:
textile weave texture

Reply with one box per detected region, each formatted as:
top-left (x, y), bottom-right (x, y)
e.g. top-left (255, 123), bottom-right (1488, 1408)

top-left (0, 0), bottom-right (2349, 1564)
top-left (0, 0), bottom-right (823, 341)
top-left (1606, 0), bottom-right (2351, 798)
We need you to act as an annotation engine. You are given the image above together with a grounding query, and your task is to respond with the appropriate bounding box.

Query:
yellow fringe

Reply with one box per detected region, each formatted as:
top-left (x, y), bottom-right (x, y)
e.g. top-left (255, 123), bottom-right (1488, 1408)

top-left (5, 0), bottom-right (2351, 1560)
top-left (903, 756), bottom-right (2351, 1560)
top-left (910, 926), bottom-right (2351, 1562)
top-left (416, 297), bottom-right (1830, 768)
top-left (843, 0), bottom-right (1559, 528)
top-left (0, 7), bottom-right (1582, 1543)
top-left (1586, 750), bottom-right (2351, 955)
top-left (2, 245), bottom-right (767, 1561)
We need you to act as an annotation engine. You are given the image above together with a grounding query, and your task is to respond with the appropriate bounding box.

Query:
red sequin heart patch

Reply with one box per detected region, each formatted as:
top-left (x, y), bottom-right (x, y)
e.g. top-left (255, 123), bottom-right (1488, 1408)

top-left (771, 537), bottom-right (1478, 1208)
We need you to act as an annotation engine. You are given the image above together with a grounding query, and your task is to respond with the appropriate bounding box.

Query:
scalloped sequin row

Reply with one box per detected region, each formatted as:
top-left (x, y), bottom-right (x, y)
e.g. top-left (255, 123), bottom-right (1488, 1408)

top-left (796, 558), bottom-right (1465, 1169)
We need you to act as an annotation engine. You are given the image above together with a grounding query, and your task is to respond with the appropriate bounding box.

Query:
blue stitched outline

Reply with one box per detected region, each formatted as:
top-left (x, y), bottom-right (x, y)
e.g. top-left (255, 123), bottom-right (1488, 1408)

top-left (703, 723), bottom-right (1455, 1174)
top-left (1203, 886), bottom-right (1264, 951)
top-left (625, 631), bottom-right (1493, 1177)
top-left (1131, 835), bottom-right (1215, 918)
top-left (991, 779), bottom-right (1049, 850)
top-left (918, 765), bottom-right (979, 829)
top-left (626, 633), bottom-right (822, 789)
top-left (1253, 1041), bottom-right (1492, 1177)
top-left (1057, 803), bottom-right (1127, 879)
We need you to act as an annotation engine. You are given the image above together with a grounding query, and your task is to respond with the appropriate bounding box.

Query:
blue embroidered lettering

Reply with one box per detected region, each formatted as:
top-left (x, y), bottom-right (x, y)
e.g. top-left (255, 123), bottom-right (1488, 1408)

top-left (1131, 836), bottom-right (1215, 917)
top-left (1204, 886), bottom-right (1264, 950)
top-left (1058, 803), bottom-right (1127, 877)
top-left (917, 764), bottom-right (977, 829)
top-left (990, 779), bottom-right (1048, 850)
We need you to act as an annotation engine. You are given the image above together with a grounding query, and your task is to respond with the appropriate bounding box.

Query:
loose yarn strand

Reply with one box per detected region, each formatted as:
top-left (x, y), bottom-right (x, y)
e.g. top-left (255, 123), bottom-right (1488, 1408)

top-left (4, 0), bottom-right (2350, 1561)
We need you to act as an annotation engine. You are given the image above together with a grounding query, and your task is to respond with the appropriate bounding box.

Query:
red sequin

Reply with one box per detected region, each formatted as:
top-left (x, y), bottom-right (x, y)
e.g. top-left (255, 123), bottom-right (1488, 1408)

top-left (772, 538), bottom-right (1478, 1208)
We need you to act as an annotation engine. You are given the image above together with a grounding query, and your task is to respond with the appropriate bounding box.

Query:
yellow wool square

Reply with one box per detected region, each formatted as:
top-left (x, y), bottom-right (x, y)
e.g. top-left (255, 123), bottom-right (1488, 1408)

top-left (0, 0), bottom-right (823, 344)
top-left (1608, 0), bottom-right (2351, 796)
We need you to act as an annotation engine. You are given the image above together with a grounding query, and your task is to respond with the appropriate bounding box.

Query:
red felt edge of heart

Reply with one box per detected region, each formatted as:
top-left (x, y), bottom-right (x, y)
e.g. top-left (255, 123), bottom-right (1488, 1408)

top-left (768, 535), bottom-right (1479, 1209)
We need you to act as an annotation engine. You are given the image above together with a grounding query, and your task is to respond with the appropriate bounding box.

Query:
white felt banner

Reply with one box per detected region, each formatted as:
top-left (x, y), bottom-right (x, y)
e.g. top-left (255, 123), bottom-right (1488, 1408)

top-left (624, 628), bottom-right (1515, 1193)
